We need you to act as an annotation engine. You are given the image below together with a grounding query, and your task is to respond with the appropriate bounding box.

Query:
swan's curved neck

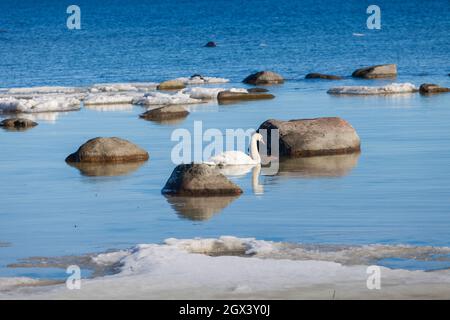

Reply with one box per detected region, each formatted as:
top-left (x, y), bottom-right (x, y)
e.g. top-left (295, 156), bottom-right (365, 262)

top-left (250, 135), bottom-right (261, 162)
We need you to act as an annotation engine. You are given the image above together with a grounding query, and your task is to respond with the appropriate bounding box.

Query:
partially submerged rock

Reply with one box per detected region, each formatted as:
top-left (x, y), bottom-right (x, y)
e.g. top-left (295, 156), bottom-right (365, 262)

top-left (204, 41), bottom-right (217, 47)
top-left (66, 137), bottom-right (149, 163)
top-left (0, 118), bottom-right (38, 129)
top-left (157, 80), bottom-right (186, 90)
top-left (247, 88), bottom-right (269, 93)
top-left (258, 117), bottom-right (361, 157)
top-left (352, 64), bottom-right (397, 79)
top-left (162, 163), bottom-right (243, 196)
top-left (217, 90), bottom-right (275, 102)
top-left (140, 105), bottom-right (189, 121)
top-left (305, 73), bottom-right (343, 80)
top-left (243, 71), bottom-right (284, 85)
top-left (419, 83), bottom-right (450, 94)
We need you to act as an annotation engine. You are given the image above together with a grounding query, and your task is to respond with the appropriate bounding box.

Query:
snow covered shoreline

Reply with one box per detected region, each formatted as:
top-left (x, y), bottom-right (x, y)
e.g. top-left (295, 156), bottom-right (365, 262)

top-left (1, 237), bottom-right (450, 300)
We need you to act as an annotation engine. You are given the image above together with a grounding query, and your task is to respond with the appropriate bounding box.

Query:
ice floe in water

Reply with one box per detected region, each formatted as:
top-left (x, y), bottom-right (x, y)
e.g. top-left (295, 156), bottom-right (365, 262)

top-left (83, 93), bottom-right (138, 105)
top-left (3, 236), bottom-right (450, 299)
top-left (327, 83), bottom-right (418, 95)
top-left (0, 96), bottom-right (81, 113)
top-left (175, 75), bottom-right (230, 85)
top-left (89, 82), bottom-right (158, 93)
top-left (183, 87), bottom-right (247, 100)
top-left (1, 86), bottom-right (83, 95)
top-left (132, 91), bottom-right (203, 106)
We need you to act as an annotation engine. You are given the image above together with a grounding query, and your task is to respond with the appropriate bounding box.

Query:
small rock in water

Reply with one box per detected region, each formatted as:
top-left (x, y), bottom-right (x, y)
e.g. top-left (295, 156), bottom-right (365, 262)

top-left (352, 64), bottom-right (397, 79)
top-left (140, 105), bottom-right (189, 121)
top-left (247, 88), bottom-right (269, 93)
top-left (243, 71), bottom-right (284, 85)
top-left (217, 90), bottom-right (275, 102)
top-left (305, 73), bottom-right (343, 80)
top-left (65, 137), bottom-right (149, 163)
top-left (204, 41), bottom-right (217, 47)
top-left (162, 163), bottom-right (243, 196)
top-left (0, 118), bottom-right (38, 130)
top-left (258, 117), bottom-right (361, 157)
top-left (157, 79), bottom-right (186, 90)
top-left (419, 83), bottom-right (450, 94)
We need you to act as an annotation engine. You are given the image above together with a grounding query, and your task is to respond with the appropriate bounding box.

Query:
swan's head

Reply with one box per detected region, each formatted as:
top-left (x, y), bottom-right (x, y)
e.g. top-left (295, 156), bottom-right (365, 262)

top-left (253, 132), bottom-right (265, 144)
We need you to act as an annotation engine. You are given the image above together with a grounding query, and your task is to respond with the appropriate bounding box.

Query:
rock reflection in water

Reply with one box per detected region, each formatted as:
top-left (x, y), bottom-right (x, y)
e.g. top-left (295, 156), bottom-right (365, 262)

top-left (67, 161), bottom-right (147, 177)
top-left (273, 153), bottom-right (360, 178)
top-left (165, 195), bottom-right (240, 221)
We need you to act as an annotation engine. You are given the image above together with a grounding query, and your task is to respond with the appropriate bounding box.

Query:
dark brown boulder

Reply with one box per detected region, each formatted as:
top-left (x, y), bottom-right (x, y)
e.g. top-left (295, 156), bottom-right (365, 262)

top-left (0, 118), bottom-right (38, 129)
top-left (419, 83), bottom-right (450, 94)
top-left (162, 163), bottom-right (243, 196)
top-left (243, 71), bottom-right (284, 85)
top-left (305, 73), bottom-right (343, 80)
top-left (352, 64), bottom-right (397, 79)
top-left (204, 41), bottom-right (217, 47)
top-left (247, 88), bottom-right (269, 93)
top-left (217, 91), bottom-right (275, 102)
top-left (140, 105), bottom-right (189, 121)
top-left (258, 117), bottom-right (361, 157)
top-left (66, 137), bottom-right (149, 163)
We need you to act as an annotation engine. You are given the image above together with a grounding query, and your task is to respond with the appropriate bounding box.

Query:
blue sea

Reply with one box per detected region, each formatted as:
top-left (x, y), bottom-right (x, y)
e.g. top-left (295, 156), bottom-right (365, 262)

top-left (0, 0), bottom-right (450, 280)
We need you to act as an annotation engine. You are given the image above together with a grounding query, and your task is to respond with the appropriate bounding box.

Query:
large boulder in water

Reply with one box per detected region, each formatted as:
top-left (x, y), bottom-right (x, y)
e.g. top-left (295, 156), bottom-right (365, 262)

top-left (419, 83), bottom-right (450, 94)
top-left (162, 163), bottom-right (243, 196)
top-left (258, 117), bottom-right (361, 157)
top-left (352, 64), bottom-right (397, 79)
top-left (140, 105), bottom-right (189, 121)
top-left (305, 73), bottom-right (343, 80)
top-left (243, 71), bottom-right (284, 85)
top-left (0, 118), bottom-right (37, 130)
top-left (66, 137), bottom-right (149, 163)
top-left (157, 80), bottom-right (186, 90)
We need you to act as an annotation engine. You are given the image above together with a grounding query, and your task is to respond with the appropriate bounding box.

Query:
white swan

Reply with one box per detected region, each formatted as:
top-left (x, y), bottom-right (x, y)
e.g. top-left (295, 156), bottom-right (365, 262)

top-left (207, 133), bottom-right (265, 165)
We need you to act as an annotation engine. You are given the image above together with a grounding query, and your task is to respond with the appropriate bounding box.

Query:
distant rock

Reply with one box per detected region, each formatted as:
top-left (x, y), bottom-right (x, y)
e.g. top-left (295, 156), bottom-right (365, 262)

top-left (157, 80), bottom-right (186, 90)
top-left (305, 73), bottom-right (343, 80)
top-left (243, 71), bottom-right (284, 85)
top-left (66, 137), bottom-right (149, 163)
top-left (140, 105), bottom-right (189, 121)
top-left (352, 64), bottom-right (397, 79)
top-left (247, 88), bottom-right (269, 93)
top-left (0, 118), bottom-right (38, 130)
top-left (258, 117), bottom-right (361, 157)
top-left (217, 90), bottom-right (275, 102)
top-left (204, 41), bottom-right (217, 47)
top-left (162, 163), bottom-right (243, 196)
top-left (419, 83), bottom-right (450, 94)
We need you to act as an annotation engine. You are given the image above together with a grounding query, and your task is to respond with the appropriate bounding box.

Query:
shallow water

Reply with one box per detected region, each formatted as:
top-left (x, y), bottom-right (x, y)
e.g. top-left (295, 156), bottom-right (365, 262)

top-left (1, 0), bottom-right (450, 279)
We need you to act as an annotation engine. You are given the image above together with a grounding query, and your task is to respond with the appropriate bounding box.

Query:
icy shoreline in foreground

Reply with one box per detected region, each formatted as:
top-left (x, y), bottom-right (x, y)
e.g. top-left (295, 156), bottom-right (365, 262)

top-left (1, 236), bottom-right (450, 300)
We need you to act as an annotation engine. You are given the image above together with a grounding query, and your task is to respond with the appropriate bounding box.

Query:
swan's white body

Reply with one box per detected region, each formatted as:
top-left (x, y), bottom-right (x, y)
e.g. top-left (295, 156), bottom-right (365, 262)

top-left (207, 133), bottom-right (263, 166)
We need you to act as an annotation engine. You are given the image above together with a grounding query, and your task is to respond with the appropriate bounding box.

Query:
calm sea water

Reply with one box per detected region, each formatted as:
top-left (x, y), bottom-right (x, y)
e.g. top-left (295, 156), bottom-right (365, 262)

top-left (0, 0), bottom-right (450, 278)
